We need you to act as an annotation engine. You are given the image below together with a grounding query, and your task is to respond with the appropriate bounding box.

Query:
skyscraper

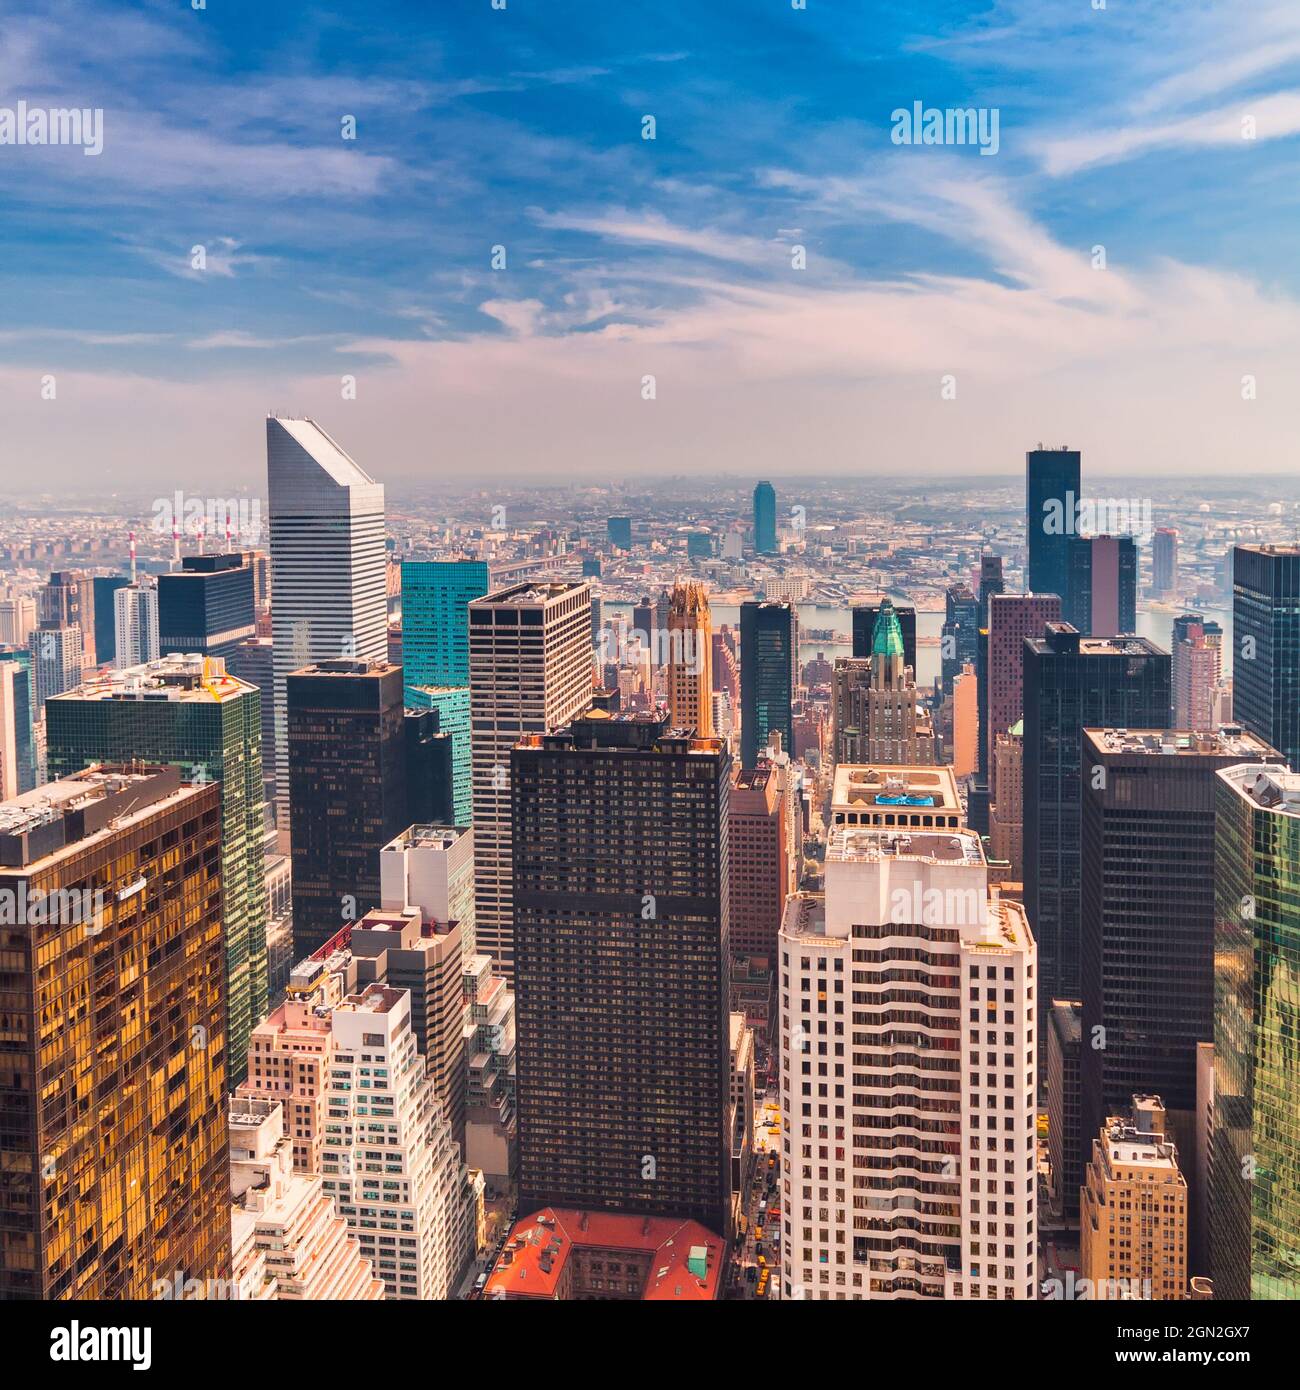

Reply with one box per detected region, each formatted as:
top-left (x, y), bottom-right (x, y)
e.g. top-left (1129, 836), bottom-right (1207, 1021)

top-left (1232, 544), bottom-right (1300, 769)
top-left (511, 708), bottom-right (732, 1236)
top-left (1026, 445), bottom-right (1081, 598)
top-left (729, 763), bottom-right (792, 965)
top-left (267, 417), bottom-right (386, 829)
top-left (778, 827), bottom-right (1037, 1300)
top-left (1022, 628), bottom-right (1170, 1012)
top-left (46, 652), bottom-right (269, 1081)
top-left (1064, 534), bottom-right (1137, 637)
top-left (0, 654), bottom-right (34, 796)
top-left (753, 480), bottom-right (777, 555)
top-left (852, 601), bottom-right (917, 672)
top-left (469, 581), bottom-right (592, 982)
top-left (400, 558), bottom-right (490, 689)
top-left (607, 516), bottom-right (633, 551)
top-left (1079, 726), bottom-right (1281, 1164)
top-left (666, 579), bottom-right (713, 736)
top-left (1171, 614), bottom-right (1223, 731)
top-left (158, 553), bottom-right (257, 659)
top-left (286, 658), bottom-right (407, 957)
top-left (986, 592), bottom-right (1061, 801)
top-left (113, 582), bottom-right (160, 668)
top-left (91, 575), bottom-right (127, 663)
top-left (0, 765), bottom-right (227, 1299)
top-left (1080, 1095), bottom-right (1189, 1299)
top-left (740, 598), bottom-right (797, 768)
top-left (1152, 527), bottom-right (1179, 596)
top-left (832, 601), bottom-right (934, 765)
top-left (29, 622), bottom-right (83, 708)
top-left (39, 570), bottom-right (95, 665)
top-left (1211, 763), bottom-right (1300, 1300)
top-left (941, 583), bottom-right (979, 692)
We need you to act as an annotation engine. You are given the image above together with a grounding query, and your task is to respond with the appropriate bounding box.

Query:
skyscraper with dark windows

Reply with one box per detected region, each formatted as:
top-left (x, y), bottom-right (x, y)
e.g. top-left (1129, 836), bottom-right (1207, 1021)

top-left (1079, 726), bottom-right (1281, 1171)
top-left (1152, 527), bottom-right (1179, 596)
top-left (511, 708), bottom-right (732, 1236)
top-left (92, 574), bottom-right (128, 665)
top-left (1211, 763), bottom-right (1300, 1300)
top-left (606, 516), bottom-right (633, 551)
top-left (941, 583), bottom-right (979, 693)
top-left (286, 658), bottom-right (408, 957)
top-left (753, 480), bottom-right (777, 555)
top-left (1022, 626), bottom-right (1169, 1014)
top-left (1232, 544), bottom-right (1300, 769)
top-left (852, 602), bottom-right (917, 673)
top-left (0, 765), bottom-right (228, 1300)
top-left (157, 552), bottom-right (257, 659)
top-left (978, 553), bottom-right (1005, 624)
top-left (1026, 446), bottom-right (1081, 599)
top-left (1064, 535), bottom-right (1137, 637)
top-left (740, 599), bottom-right (797, 768)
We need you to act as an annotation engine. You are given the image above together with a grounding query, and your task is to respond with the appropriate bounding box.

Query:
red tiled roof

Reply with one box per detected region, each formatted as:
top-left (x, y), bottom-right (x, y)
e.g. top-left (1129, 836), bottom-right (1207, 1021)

top-left (484, 1208), bottom-right (723, 1301)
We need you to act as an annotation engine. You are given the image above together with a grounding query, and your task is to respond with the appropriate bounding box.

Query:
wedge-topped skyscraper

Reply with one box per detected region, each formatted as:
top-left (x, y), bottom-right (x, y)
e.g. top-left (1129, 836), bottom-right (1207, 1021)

top-left (267, 418), bottom-right (387, 831)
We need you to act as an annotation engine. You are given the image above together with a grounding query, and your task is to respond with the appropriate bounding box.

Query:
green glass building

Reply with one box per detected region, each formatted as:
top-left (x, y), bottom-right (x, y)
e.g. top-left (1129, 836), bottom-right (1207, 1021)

top-left (45, 654), bottom-right (267, 1082)
top-left (1212, 763), bottom-right (1300, 1299)
top-left (400, 559), bottom-right (490, 688)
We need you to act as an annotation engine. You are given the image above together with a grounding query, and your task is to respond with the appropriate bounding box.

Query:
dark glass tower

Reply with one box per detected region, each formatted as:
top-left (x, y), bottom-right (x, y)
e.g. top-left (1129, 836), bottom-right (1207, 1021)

top-left (740, 599), bottom-right (797, 768)
top-left (1022, 626), bottom-right (1170, 1013)
top-left (941, 583), bottom-right (979, 693)
top-left (511, 708), bottom-right (732, 1235)
top-left (0, 765), bottom-right (228, 1300)
top-left (753, 481), bottom-right (777, 555)
top-left (287, 659), bottom-right (408, 956)
top-left (157, 553), bottom-right (257, 659)
top-left (1026, 447), bottom-right (1081, 598)
top-left (607, 516), bottom-right (633, 551)
top-left (1064, 535), bottom-right (1137, 637)
top-left (1079, 727), bottom-right (1282, 1167)
top-left (853, 602), bottom-right (917, 673)
top-left (1232, 545), bottom-right (1300, 769)
top-left (92, 574), bottom-right (128, 664)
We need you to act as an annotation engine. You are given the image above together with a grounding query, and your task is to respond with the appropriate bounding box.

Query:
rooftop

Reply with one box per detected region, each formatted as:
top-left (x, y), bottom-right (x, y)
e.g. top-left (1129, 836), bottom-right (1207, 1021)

top-left (484, 1208), bottom-right (723, 1301)
top-left (832, 763), bottom-right (962, 812)
top-left (1218, 763), bottom-right (1300, 815)
top-left (48, 652), bottom-right (253, 704)
top-left (1084, 726), bottom-right (1278, 759)
top-left (828, 825), bottom-right (983, 867)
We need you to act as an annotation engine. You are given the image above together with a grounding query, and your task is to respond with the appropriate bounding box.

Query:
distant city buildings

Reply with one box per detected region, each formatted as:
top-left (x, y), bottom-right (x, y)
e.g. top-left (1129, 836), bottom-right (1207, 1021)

top-left (1152, 527), bottom-right (1179, 596)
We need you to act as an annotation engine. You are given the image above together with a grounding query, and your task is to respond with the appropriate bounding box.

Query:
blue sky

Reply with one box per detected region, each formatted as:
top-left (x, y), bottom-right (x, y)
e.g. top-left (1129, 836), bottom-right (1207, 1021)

top-left (3, 0), bottom-right (1300, 489)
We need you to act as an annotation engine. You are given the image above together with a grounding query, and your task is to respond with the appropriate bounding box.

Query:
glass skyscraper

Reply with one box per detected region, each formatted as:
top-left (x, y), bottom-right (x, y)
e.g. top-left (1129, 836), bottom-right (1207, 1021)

top-left (753, 480), bottom-right (777, 555)
top-left (1026, 446), bottom-right (1081, 599)
top-left (740, 599), bottom-right (797, 768)
top-left (1022, 627), bottom-right (1170, 1016)
top-left (1233, 544), bottom-right (1300, 770)
top-left (1212, 763), bottom-right (1300, 1300)
top-left (45, 655), bottom-right (268, 1082)
top-left (400, 559), bottom-right (490, 688)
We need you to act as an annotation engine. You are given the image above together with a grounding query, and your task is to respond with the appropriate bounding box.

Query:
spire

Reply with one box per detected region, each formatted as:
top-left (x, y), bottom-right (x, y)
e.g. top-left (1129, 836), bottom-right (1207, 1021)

top-left (871, 599), bottom-right (905, 659)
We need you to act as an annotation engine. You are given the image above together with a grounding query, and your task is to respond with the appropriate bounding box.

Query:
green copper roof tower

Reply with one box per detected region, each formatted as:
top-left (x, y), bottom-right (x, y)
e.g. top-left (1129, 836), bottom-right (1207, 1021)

top-left (871, 599), bottom-right (905, 660)
top-left (45, 654), bottom-right (268, 1083)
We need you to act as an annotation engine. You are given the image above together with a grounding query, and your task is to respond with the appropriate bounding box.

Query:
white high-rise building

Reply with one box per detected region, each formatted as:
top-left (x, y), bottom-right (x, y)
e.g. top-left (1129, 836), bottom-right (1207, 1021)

top-left (0, 661), bottom-right (24, 799)
top-left (468, 581), bottom-right (591, 981)
top-left (0, 593), bottom-right (36, 647)
top-left (380, 823), bottom-right (476, 959)
top-left (113, 584), bottom-right (159, 669)
top-left (267, 417), bottom-right (386, 829)
top-left (778, 826), bottom-right (1037, 1301)
top-left (321, 983), bottom-right (475, 1300)
top-left (229, 1097), bottom-right (385, 1301)
top-left (29, 623), bottom-right (83, 707)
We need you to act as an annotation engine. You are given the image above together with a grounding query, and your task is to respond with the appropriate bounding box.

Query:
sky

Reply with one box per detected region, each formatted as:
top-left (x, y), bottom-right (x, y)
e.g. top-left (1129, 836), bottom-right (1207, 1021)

top-left (2, 0), bottom-right (1300, 492)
